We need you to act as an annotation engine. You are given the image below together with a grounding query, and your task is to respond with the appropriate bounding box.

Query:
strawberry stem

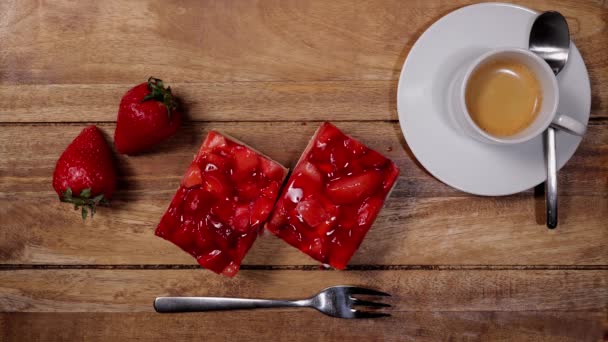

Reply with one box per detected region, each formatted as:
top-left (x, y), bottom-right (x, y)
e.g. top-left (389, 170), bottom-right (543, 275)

top-left (141, 77), bottom-right (176, 120)
top-left (60, 187), bottom-right (109, 219)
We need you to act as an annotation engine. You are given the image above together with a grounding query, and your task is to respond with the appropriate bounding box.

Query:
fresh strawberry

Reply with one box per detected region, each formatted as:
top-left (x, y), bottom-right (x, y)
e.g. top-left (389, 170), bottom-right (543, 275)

top-left (221, 262), bottom-right (240, 277)
top-left (250, 196), bottom-right (274, 227)
top-left (193, 231), bottom-right (213, 254)
top-left (170, 223), bottom-right (196, 251)
top-left (114, 77), bottom-right (181, 155)
top-left (356, 150), bottom-right (388, 169)
top-left (316, 123), bottom-right (341, 145)
top-left (296, 196), bottom-right (328, 227)
top-left (325, 170), bottom-right (383, 205)
top-left (202, 131), bottom-right (228, 153)
top-left (260, 157), bottom-right (285, 181)
top-left (356, 197), bottom-right (383, 226)
top-left (181, 164), bottom-right (202, 188)
top-left (316, 162), bottom-right (334, 175)
top-left (308, 238), bottom-right (325, 260)
top-left (236, 181), bottom-right (258, 201)
top-left (328, 143), bottom-right (350, 170)
top-left (196, 152), bottom-right (227, 173)
top-left (231, 146), bottom-right (259, 182)
top-left (344, 138), bottom-right (366, 157)
top-left (211, 199), bottom-right (235, 224)
top-left (260, 181), bottom-right (280, 199)
top-left (182, 189), bottom-right (214, 222)
top-left (297, 160), bottom-right (323, 185)
top-left (233, 204), bottom-right (251, 232)
top-left (52, 125), bottom-right (117, 219)
top-left (202, 174), bottom-right (229, 197)
top-left (196, 250), bottom-right (228, 274)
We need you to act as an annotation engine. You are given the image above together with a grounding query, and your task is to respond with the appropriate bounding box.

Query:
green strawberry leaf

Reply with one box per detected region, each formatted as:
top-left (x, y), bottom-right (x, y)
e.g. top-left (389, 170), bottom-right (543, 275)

top-left (141, 77), bottom-right (177, 120)
top-left (92, 194), bottom-right (104, 204)
top-left (80, 188), bottom-right (91, 198)
top-left (60, 188), bottom-right (109, 220)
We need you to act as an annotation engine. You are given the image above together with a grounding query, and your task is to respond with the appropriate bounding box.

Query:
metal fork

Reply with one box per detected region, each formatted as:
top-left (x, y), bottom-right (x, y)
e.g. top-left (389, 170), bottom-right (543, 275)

top-left (154, 285), bottom-right (391, 319)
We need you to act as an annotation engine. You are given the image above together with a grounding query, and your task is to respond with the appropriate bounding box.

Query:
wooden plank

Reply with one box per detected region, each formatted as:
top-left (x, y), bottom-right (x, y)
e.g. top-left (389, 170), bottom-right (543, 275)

top-left (1, 122), bottom-right (606, 197)
top-left (0, 0), bottom-right (606, 122)
top-left (0, 196), bottom-right (606, 266)
top-left (0, 1), bottom-right (605, 341)
top-left (0, 81), bottom-right (399, 122)
top-left (0, 81), bottom-right (605, 123)
top-left (0, 0), bottom-right (605, 84)
top-left (0, 269), bottom-right (606, 312)
top-left (0, 123), bottom-right (606, 266)
top-left (1, 311), bottom-right (605, 341)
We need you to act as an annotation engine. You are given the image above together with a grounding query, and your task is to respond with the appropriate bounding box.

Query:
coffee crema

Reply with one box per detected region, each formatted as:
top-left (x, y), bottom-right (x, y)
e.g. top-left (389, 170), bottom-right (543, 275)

top-left (465, 58), bottom-right (542, 137)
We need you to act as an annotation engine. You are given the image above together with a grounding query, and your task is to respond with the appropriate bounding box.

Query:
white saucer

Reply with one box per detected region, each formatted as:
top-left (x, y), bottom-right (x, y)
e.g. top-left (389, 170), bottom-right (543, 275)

top-left (396, 3), bottom-right (591, 196)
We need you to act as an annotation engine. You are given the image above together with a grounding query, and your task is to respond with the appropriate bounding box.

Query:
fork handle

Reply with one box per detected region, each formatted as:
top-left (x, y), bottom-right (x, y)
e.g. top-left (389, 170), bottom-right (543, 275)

top-left (154, 297), bottom-right (308, 313)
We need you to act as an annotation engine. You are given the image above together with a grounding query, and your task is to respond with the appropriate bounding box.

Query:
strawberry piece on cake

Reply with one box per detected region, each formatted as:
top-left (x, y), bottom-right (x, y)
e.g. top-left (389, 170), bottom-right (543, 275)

top-left (265, 122), bottom-right (399, 269)
top-left (156, 131), bottom-right (288, 277)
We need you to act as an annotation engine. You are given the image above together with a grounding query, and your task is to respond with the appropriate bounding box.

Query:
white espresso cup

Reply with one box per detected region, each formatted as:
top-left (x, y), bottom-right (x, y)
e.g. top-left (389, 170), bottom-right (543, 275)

top-left (452, 48), bottom-right (586, 145)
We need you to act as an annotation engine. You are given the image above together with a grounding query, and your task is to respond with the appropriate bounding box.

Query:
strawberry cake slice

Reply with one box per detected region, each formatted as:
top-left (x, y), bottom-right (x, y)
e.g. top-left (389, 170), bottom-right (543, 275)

top-left (156, 131), bottom-right (288, 277)
top-left (266, 122), bottom-right (399, 269)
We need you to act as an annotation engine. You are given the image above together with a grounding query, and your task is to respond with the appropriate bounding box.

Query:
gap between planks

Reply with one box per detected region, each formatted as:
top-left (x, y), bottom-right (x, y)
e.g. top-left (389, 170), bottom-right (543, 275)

top-left (1, 264), bottom-right (606, 271)
top-left (0, 118), bottom-right (607, 125)
top-left (0, 120), bottom-right (403, 125)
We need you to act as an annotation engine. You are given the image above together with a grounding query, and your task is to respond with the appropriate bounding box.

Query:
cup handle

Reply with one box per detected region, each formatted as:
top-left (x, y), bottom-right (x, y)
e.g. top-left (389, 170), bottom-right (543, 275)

top-left (551, 114), bottom-right (586, 136)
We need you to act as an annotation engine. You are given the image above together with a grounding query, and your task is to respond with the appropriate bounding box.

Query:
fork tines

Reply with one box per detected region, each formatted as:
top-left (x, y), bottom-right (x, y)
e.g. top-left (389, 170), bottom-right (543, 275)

top-left (344, 286), bottom-right (391, 318)
top-left (351, 298), bottom-right (391, 308)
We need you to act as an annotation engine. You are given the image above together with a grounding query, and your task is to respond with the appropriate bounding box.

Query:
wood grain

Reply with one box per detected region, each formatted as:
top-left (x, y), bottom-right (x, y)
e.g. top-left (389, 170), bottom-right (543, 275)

top-left (0, 0), bottom-right (606, 122)
top-left (1, 0), bottom-right (607, 340)
top-left (0, 0), bottom-right (605, 84)
top-left (1, 122), bottom-right (606, 197)
top-left (1, 195), bottom-right (606, 266)
top-left (0, 269), bottom-right (605, 312)
top-left (0, 81), bottom-right (399, 122)
top-left (2, 311), bottom-right (606, 341)
top-left (0, 80), bottom-right (606, 123)
top-left (1, 123), bottom-right (606, 266)
top-left (0, 0), bottom-right (608, 122)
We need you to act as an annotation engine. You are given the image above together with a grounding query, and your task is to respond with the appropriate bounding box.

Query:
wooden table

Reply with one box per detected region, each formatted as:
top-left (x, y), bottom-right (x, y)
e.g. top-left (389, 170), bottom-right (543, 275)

top-left (1, 0), bottom-right (606, 340)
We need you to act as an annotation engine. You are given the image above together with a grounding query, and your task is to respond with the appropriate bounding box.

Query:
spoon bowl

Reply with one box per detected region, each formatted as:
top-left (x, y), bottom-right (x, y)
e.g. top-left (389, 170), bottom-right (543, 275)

top-left (529, 12), bottom-right (570, 75)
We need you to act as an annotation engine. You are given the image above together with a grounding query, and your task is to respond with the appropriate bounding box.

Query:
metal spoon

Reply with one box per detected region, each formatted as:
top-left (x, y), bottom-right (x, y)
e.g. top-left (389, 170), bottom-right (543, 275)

top-left (529, 11), bottom-right (570, 229)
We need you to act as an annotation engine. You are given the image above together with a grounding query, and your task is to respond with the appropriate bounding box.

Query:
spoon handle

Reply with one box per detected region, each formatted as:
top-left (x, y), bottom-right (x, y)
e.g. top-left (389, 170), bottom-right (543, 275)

top-left (546, 127), bottom-right (558, 228)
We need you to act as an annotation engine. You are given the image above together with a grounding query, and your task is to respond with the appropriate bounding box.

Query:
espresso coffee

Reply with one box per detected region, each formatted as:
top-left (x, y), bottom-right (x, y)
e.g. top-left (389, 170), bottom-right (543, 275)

top-left (465, 58), bottom-right (542, 137)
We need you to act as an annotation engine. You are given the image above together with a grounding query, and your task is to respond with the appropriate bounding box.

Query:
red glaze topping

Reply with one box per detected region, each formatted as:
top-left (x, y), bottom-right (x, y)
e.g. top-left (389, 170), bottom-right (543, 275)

top-left (265, 122), bottom-right (399, 269)
top-left (156, 131), bottom-right (287, 277)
